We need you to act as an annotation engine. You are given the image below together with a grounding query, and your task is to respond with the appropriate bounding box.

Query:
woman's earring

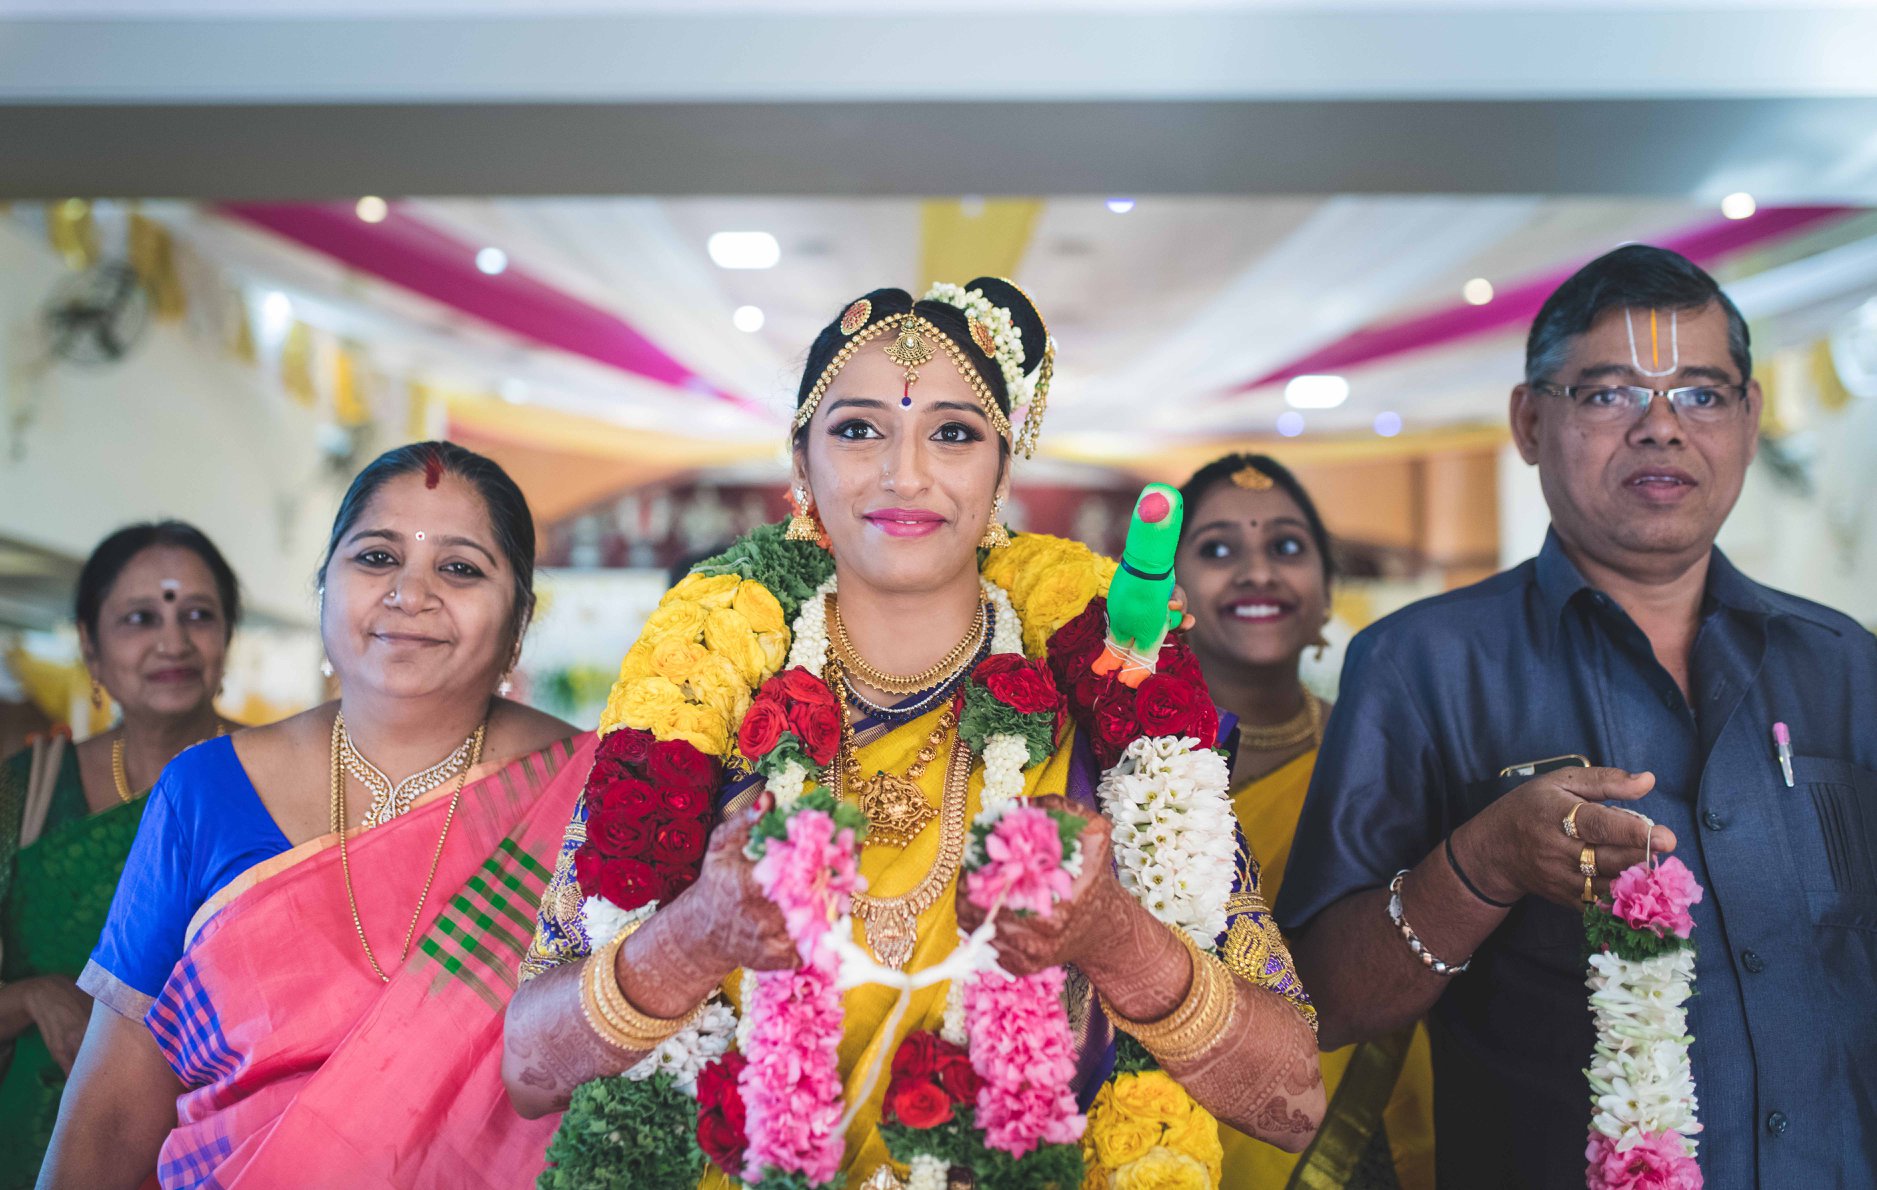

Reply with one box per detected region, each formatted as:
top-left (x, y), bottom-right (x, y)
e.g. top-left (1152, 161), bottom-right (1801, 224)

top-left (1309, 622), bottom-right (1331, 662)
top-left (89, 677), bottom-right (104, 710)
top-left (498, 676), bottom-right (514, 698)
top-left (784, 486), bottom-right (829, 551)
top-left (320, 657), bottom-right (334, 678)
top-left (979, 498), bottom-right (1011, 550)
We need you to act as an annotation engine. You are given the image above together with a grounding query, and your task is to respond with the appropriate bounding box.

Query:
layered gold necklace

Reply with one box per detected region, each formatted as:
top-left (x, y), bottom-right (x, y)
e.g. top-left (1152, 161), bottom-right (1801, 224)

top-left (111, 724), bottom-right (228, 804)
top-left (329, 713), bottom-right (486, 982)
top-left (830, 594), bottom-right (986, 696)
top-left (1240, 693), bottom-right (1323, 752)
top-left (827, 662), bottom-right (950, 847)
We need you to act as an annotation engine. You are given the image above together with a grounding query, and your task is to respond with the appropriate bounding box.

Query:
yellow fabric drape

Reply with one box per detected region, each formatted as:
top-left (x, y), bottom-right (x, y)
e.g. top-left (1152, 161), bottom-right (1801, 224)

top-left (46, 198), bottom-right (99, 270)
top-left (128, 212), bottom-right (186, 321)
top-left (701, 709), bottom-right (1079, 1190)
top-left (917, 198), bottom-right (1042, 294)
top-left (1222, 751), bottom-right (1435, 1190)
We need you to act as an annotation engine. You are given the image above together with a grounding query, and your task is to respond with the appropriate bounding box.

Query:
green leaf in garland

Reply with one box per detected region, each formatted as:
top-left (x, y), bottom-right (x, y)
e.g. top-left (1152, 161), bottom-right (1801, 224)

top-left (537, 1071), bottom-right (703, 1190)
top-left (748, 787), bottom-right (869, 857)
top-left (958, 684), bottom-right (1056, 768)
top-left (1112, 1031), bottom-right (1160, 1076)
top-left (882, 1107), bottom-right (1084, 1190)
top-left (692, 520), bottom-right (836, 621)
top-left (1583, 903), bottom-right (1695, 965)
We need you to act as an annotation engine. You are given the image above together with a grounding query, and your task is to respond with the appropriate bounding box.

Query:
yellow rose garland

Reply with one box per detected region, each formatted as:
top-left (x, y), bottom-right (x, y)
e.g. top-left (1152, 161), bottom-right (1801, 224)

top-left (1084, 1072), bottom-right (1224, 1189)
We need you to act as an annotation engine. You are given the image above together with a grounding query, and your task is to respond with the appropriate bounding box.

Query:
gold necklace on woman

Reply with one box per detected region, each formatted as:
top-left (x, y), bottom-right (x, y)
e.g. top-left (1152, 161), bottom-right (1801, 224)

top-left (111, 724), bottom-right (228, 804)
top-left (340, 720), bottom-right (480, 828)
top-left (827, 662), bottom-right (951, 848)
top-left (830, 594), bottom-right (986, 696)
top-left (831, 692), bottom-right (973, 970)
top-left (1239, 693), bottom-right (1323, 752)
top-left (328, 712), bottom-right (486, 983)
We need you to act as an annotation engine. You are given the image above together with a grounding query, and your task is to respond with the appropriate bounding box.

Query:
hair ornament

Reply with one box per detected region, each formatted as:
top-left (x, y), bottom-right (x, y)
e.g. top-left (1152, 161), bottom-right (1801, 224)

top-left (968, 315), bottom-right (998, 357)
top-left (1231, 464), bottom-right (1275, 491)
top-left (884, 319), bottom-right (936, 376)
top-left (839, 299), bottom-right (872, 336)
top-left (923, 281), bottom-right (1051, 459)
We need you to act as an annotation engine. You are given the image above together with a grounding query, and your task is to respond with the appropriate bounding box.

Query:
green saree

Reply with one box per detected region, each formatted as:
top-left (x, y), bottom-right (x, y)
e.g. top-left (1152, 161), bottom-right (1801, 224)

top-left (0, 745), bottom-right (147, 1190)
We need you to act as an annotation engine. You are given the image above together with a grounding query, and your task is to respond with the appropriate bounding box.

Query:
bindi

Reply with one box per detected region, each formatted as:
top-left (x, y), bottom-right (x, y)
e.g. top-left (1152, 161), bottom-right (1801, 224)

top-left (160, 579), bottom-right (180, 603)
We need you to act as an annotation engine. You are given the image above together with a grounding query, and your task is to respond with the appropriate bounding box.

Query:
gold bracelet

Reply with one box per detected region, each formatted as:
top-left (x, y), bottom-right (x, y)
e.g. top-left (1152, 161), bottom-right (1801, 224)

top-left (1101, 927), bottom-right (1241, 1066)
top-left (579, 925), bottom-right (705, 1053)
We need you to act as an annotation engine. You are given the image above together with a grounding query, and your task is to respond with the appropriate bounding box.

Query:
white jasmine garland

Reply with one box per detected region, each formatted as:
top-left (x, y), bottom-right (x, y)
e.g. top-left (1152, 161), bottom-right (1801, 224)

top-left (1586, 946), bottom-right (1702, 1151)
top-left (1096, 736), bottom-right (1236, 947)
top-left (907, 1154), bottom-right (949, 1190)
top-left (766, 757), bottom-right (808, 808)
top-left (983, 579), bottom-right (1023, 656)
top-left (622, 997), bottom-right (738, 1095)
top-left (940, 978), bottom-right (967, 1046)
top-left (786, 574), bottom-right (839, 673)
top-left (579, 896), bottom-right (657, 950)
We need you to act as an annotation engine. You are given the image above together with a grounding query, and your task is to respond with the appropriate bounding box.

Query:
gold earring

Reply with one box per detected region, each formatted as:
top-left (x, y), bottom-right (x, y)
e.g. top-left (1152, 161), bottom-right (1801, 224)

top-left (980, 499), bottom-right (1011, 550)
top-left (90, 677), bottom-right (104, 710)
top-left (1309, 622), bottom-right (1330, 662)
top-left (785, 486), bottom-right (827, 549)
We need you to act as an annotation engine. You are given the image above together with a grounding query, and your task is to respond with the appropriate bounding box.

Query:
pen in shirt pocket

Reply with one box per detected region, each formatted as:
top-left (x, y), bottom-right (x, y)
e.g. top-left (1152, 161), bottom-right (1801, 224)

top-left (1772, 722), bottom-right (1795, 788)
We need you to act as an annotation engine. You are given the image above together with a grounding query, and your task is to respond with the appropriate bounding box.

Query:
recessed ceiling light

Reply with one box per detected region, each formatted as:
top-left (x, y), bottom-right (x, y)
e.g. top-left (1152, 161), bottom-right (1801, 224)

top-left (707, 232), bottom-right (781, 270)
top-left (355, 196), bottom-right (388, 224)
top-left (1106, 198), bottom-right (1136, 214)
top-left (732, 305), bottom-right (765, 333)
top-left (1276, 411), bottom-right (1305, 438)
top-left (259, 291), bottom-right (292, 339)
top-left (1721, 192), bottom-right (1756, 220)
top-left (1284, 374), bottom-right (1349, 410)
top-left (499, 379), bottom-right (528, 404)
top-left (476, 247), bottom-right (508, 275)
top-left (1374, 411), bottom-right (1403, 437)
top-left (1462, 278), bottom-right (1494, 306)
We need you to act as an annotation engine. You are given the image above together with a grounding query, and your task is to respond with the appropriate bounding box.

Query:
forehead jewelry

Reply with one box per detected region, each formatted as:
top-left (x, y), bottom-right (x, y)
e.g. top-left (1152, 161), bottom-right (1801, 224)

top-left (1231, 464), bottom-right (1275, 491)
top-left (884, 318), bottom-right (937, 398)
top-left (1624, 307), bottom-right (1680, 378)
top-left (840, 299), bottom-right (871, 335)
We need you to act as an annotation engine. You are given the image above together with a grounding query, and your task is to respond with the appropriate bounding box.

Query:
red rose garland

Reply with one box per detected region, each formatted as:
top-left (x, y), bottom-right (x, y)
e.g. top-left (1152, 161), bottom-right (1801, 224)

top-left (572, 727), bottom-right (720, 913)
top-left (1045, 597), bottom-right (1219, 766)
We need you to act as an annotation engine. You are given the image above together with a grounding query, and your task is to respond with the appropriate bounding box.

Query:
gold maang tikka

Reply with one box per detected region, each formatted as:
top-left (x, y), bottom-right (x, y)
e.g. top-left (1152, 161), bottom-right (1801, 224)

top-left (884, 318), bottom-right (936, 387)
top-left (1231, 463), bottom-right (1275, 491)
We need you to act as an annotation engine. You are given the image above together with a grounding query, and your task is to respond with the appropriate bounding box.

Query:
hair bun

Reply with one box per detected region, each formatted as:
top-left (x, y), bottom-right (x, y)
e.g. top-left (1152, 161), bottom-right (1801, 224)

top-left (963, 276), bottom-right (1048, 375)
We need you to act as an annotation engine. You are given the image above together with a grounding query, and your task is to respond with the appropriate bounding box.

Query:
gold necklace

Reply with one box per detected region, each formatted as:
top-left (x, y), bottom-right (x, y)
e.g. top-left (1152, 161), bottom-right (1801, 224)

top-left (111, 725), bottom-right (228, 804)
top-left (329, 713), bottom-right (486, 983)
top-left (1239, 693), bottom-right (1323, 752)
top-left (829, 662), bottom-right (948, 848)
top-left (843, 719), bottom-right (972, 970)
top-left (340, 719), bottom-right (479, 828)
top-left (830, 594), bottom-right (986, 696)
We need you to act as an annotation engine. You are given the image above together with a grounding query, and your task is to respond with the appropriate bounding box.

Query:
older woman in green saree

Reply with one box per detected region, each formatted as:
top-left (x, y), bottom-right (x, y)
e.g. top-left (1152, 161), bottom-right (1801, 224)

top-left (0, 522), bottom-right (243, 1189)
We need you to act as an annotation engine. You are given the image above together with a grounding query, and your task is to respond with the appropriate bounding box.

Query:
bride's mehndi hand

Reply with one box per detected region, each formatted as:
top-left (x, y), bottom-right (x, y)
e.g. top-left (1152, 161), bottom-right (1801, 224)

top-left (954, 796), bottom-right (1120, 977)
top-left (668, 798), bottom-right (800, 976)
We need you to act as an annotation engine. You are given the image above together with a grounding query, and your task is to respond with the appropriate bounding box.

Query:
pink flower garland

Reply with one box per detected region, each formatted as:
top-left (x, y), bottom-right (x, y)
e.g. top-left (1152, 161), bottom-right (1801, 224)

top-left (741, 808), bottom-right (863, 1186)
top-left (962, 806), bottom-right (1086, 1157)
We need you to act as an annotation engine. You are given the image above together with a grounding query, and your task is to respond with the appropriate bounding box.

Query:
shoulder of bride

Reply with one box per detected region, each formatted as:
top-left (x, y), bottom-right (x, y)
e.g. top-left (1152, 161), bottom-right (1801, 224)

top-left (981, 532), bottom-right (1118, 657)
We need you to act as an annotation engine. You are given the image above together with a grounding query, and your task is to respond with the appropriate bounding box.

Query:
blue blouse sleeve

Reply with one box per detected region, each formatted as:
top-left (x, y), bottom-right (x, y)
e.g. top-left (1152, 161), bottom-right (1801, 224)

top-left (79, 736), bottom-right (289, 1019)
top-left (80, 764), bottom-right (198, 1019)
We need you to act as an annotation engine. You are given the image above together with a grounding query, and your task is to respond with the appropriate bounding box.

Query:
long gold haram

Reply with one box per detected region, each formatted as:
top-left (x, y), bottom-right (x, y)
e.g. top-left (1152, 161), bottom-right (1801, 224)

top-left (830, 593), bottom-right (986, 696)
top-left (328, 713), bottom-right (486, 983)
top-left (836, 703), bottom-right (973, 970)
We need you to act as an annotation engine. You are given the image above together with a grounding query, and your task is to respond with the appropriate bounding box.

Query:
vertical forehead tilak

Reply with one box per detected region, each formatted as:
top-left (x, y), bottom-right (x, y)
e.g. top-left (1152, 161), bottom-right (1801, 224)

top-left (1623, 307), bottom-right (1680, 378)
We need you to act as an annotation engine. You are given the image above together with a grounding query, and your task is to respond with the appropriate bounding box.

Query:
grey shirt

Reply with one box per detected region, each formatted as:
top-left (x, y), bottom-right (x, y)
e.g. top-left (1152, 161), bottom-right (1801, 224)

top-left (1277, 529), bottom-right (1877, 1189)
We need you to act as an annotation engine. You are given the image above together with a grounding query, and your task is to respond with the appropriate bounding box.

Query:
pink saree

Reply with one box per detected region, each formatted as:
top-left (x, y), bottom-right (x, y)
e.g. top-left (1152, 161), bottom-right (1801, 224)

top-left (144, 732), bottom-right (597, 1189)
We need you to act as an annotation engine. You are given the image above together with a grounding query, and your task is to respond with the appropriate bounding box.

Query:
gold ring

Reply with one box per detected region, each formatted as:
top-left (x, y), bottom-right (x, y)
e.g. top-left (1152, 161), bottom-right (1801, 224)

top-left (1578, 845), bottom-right (1597, 878)
top-left (1582, 874), bottom-right (1596, 904)
top-left (1562, 802), bottom-right (1585, 839)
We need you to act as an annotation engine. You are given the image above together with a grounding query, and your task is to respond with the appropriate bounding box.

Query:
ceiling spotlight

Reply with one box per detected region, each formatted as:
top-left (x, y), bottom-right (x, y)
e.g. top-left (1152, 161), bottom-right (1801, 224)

top-left (1374, 411), bottom-right (1403, 437)
top-left (1462, 277), bottom-right (1494, 306)
top-left (732, 305), bottom-right (765, 333)
top-left (355, 196), bottom-right (388, 224)
top-left (475, 247), bottom-right (508, 275)
top-left (1284, 374), bottom-right (1349, 410)
top-left (708, 231), bottom-right (781, 270)
top-left (258, 291), bottom-right (293, 340)
top-left (1276, 411), bottom-right (1305, 438)
top-left (1106, 198), bottom-right (1136, 214)
top-left (1721, 192), bottom-right (1757, 220)
top-left (499, 379), bottom-right (528, 404)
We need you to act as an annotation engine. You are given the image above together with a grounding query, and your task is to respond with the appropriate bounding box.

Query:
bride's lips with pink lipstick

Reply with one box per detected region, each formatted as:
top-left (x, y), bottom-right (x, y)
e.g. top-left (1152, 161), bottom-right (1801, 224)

top-left (864, 508), bottom-right (947, 538)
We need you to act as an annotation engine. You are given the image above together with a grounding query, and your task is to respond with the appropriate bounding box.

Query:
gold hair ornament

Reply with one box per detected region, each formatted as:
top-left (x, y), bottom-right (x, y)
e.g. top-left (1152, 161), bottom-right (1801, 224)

top-left (793, 313), bottom-right (1014, 443)
top-left (1230, 464), bottom-right (1275, 491)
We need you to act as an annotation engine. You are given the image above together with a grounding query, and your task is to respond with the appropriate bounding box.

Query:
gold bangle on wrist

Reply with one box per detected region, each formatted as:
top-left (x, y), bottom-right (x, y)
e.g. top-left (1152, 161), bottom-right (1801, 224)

top-left (579, 925), bottom-right (705, 1053)
top-left (1101, 927), bottom-right (1240, 1067)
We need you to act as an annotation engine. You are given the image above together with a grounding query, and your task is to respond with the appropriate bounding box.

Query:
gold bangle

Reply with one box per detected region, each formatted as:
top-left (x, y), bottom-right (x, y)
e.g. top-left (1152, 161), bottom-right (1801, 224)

top-left (579, 925), bottom-right (705, 1053)
top-left (1101, 928), bottom-right (1241, 1066)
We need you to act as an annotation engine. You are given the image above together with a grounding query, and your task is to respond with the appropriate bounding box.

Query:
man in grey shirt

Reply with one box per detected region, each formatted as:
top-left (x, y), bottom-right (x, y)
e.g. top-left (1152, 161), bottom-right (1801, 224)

top-left (1277, 244), bottom-right (1877, 1187)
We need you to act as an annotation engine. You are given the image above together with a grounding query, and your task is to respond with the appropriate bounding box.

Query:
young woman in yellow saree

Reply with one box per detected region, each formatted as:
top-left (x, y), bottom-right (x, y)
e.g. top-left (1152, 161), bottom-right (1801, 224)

top-left (1175, 453), bottom-right (1435, 1190)
top-left (41, 443), bottom-right (582, 1190)
top-left (504, 282), bottom-right (1327, 1188)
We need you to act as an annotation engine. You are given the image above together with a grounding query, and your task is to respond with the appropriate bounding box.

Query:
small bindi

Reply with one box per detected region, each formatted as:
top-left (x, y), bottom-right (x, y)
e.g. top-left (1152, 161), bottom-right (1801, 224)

top-left (414, 531), bottom-right (427, 542)
top-left (160, 579), bottom-right (180, 603)
top-left (900, 396), bottom-right (913, 408)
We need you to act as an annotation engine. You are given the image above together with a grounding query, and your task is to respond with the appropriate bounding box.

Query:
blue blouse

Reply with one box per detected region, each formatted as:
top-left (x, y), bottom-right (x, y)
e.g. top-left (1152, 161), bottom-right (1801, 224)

top-left (79, 735), bottom-right (290, 1018)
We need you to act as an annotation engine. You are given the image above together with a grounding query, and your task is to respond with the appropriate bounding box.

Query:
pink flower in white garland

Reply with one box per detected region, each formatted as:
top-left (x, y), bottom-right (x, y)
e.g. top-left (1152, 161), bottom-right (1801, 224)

top-left (962, 806), bottom-right (1086, 1157)
top-left (1586, 1131), bottom-right (1703, 1190)
top-left (1609, 857), bottom-right (1703, 940)
top-left (741, 807), bottom-right (863, 1186)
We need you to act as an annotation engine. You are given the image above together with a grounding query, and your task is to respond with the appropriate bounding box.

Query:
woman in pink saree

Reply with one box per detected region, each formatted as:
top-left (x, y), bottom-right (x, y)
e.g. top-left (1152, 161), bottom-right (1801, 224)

top-left (40, 442), bottom-right (586, 1189)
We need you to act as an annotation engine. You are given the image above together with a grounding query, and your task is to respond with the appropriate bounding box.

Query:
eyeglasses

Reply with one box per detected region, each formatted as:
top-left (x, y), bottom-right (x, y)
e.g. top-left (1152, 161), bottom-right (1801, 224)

top-left (1535, 383), bottom-right (1748, 426)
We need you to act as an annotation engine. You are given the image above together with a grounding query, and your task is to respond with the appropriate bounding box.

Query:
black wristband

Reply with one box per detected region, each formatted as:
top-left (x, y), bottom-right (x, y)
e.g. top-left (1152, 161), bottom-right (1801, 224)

top-left (1445, 833), bottom-right (1516, 909)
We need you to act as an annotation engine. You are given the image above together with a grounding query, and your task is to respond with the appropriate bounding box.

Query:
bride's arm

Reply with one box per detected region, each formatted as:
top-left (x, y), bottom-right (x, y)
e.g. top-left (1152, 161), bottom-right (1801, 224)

top-left (502, 809), bottom-right (795, 1118)
top-left (956, 801), bottom-right (1324, 1151)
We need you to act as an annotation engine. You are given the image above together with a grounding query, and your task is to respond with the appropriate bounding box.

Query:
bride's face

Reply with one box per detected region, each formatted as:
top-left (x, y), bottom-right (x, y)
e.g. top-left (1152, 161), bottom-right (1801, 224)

top-left (795, 345), bottom-right (1008, 597)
